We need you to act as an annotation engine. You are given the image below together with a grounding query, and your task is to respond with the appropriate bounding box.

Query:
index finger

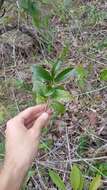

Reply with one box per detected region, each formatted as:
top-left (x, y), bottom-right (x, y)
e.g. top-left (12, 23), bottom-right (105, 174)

top-left (15, 104), bottom-right (47, 124)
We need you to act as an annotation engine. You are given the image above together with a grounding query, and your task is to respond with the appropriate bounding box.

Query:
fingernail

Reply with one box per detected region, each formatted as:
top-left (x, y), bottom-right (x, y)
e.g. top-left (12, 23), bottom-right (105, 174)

top-left (41, 112), bottom-right (49, 120)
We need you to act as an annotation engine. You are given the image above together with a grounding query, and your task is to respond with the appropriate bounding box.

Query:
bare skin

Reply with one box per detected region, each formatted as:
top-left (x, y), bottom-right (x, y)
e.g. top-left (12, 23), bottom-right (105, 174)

top-left (0, 104), bottom-right (51, 190)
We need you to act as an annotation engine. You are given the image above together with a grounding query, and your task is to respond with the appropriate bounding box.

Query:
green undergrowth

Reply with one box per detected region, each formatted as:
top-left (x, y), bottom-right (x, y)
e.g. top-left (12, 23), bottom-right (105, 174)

top-left (1, 0), bottom-right (107, 189)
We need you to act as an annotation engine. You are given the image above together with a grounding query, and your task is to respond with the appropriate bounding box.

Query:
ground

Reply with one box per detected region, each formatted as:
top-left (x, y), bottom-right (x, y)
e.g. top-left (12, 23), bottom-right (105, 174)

top-left (0, 0), bottom-right (107, 189)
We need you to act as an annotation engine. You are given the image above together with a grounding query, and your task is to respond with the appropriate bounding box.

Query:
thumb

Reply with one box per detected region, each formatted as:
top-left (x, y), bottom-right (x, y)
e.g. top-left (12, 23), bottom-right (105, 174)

top-left (30, 112), bottom-right (49, 138)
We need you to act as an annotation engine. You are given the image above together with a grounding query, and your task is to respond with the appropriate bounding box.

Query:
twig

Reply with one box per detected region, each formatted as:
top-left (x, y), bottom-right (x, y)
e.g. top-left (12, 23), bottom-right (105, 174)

top-left (93, 144), bottom-right (107, 157)
top-left (76, 153), bottom-right (105, 177)
top-left (39, 138), bottom-right (66, 160)
top-left (77, 85), bottom-right (107, 96)
top-left (32, 176), bottom-right (42, 190)
top-left (65, 125), bottom-right (72, 165)
top-left (11, 87), bottom-right (20, 113)
top-left (36, 163), bottom-right (47, 190)
top-left (38, 156), bottom-right (107, 164)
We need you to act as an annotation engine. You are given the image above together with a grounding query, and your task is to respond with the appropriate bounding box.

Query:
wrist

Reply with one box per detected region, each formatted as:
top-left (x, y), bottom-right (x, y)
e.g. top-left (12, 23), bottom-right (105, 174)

top-left (1, 159), bottom-right (28, 190)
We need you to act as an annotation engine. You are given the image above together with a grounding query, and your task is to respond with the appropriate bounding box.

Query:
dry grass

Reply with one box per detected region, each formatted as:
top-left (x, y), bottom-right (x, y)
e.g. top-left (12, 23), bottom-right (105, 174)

top-left (0, 0), bottom-right (107, 189)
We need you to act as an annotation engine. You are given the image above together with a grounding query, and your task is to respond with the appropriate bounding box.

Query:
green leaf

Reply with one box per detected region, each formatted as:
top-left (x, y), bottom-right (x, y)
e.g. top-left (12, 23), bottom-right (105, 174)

top-left (79, 173), bottom-right (84, 190)
top-left (52, 89), bottom-right (71, 102)
top-left (32, 80), bottom-right (46, 96)
top-left (45, 88), bottom-right (56, 97)
top-left (32, 65), bottom-right (52, 82)
top-left (89, 176), bottom-right (102, 190)
top-left (51, 61), bottom-right (62, 77)
top-left (32, 81), bottom-right (47, 103)
top-left (99, 163), bottom-right (107, 176)
top-left (42, 15), bottom-right (50, 28)
top-left (20, 0), bottom-right (41, 28)
top-left (51, 101), bottom-right (65, 114)
top-left (29, 2), bottom-right (40, 18)
top-left (100, 69), bottom-right (107, 81)
top-left (39, 139), bottom-right (53, 151)
top-left (55, 67), bottom-right (73, 82)
top-left (49, 170), bottom-right (66, 190)
top-left (20, 0), bottom-right (30, 11)
top-left (20, 0), bottom-right (39, 16)
top-left (73, 65), bottom-right (88, 88)
top-left (76, 65), bottom-right (88, 79)
top-left (45, 86), bottom-right (65, 97)
top-left (35, 94), bottom-right (46, 104)
top-left (70, 165), bottom-right (81, 190)
top-left (32, 11), bottom-right (41, 28)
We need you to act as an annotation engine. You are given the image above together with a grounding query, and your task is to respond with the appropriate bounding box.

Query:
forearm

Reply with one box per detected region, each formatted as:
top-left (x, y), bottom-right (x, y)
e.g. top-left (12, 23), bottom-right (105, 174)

top-left (0, 160), bottom-right (28, 190)
top-left (0, 106), bottom-right (50, 190)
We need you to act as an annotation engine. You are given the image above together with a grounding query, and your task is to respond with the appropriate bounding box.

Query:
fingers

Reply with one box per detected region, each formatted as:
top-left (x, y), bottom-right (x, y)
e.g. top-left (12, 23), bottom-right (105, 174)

top-left (25, 108), bottom-right (52, 129)
top-left (30, 112), bottom-right (49, 139)
top-left (15, 104), bottom-right (47, 124)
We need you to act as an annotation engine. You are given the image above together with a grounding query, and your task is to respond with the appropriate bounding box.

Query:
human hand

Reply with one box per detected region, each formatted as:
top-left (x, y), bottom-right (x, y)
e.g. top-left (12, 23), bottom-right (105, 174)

top-left (5, 104), bottom-right (51, 170)
top-left (1, 105), bottom-right (51, 190)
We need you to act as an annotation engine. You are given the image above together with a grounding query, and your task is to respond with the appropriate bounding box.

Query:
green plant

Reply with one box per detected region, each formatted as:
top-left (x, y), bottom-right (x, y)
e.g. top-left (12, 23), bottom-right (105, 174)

top-left (20, 0), bottom-right (41, 28)
top-left (49, 170), bottom-right (66, 190)
top-left (71, 65), bottom-right (88, 88)
top-left (100, 69), bottom-right (107, 81)
top-left (89, 162), bottom-right (107, 177)
top-left (89, 175), bottom-right (102, 190)
top-left (70, 165), bottom-right (84, 190)
top-left (50, 0), bottom-right (72, 22)
top-left (77, 135), bottom-right (90, 155)
top-left (32, 60), bottom-right (73, 114)
top-left (39, 139), bottom-right (53, 152)
top-left (82, 5), bottom-right (107, 26)
top-left (49, 164), bottom-right (102, 190)
top-left (76, 65), bottom-right (88, 88)
top-left (20, 0), bottom-right (54, 50)
top-left (98, 163), bottom-right (107, 176)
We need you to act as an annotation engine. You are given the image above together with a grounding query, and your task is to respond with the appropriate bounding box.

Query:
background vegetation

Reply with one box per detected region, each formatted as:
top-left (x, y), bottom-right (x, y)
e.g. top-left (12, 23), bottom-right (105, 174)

top-left (0, 0), bottom-right (107, 189)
